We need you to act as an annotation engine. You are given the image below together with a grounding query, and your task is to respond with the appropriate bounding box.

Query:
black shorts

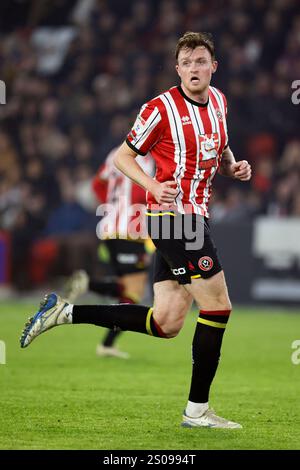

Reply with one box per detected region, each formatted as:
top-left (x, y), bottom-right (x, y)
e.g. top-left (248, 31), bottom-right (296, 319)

top-left (99, 239), bottom-right (149, 277)
top-left (146, 212), bottom-right (222, 285)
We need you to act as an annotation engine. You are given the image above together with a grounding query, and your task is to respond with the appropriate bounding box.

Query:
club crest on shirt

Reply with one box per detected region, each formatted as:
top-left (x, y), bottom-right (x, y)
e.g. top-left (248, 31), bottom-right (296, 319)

top-left (216, 108), bottom-right (223, 121)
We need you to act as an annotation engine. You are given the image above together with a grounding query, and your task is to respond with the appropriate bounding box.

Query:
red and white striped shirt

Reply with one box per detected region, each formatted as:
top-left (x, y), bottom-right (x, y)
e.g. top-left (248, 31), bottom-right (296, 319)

top-left (126, 85), bottom-right (228, 217)
top-left (93, 147), bottom-right (154, 238)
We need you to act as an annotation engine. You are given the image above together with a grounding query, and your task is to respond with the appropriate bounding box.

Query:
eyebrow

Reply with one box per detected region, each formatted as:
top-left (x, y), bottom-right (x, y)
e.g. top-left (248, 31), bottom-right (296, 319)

top-left (180, 57), bottom-right (208, 62)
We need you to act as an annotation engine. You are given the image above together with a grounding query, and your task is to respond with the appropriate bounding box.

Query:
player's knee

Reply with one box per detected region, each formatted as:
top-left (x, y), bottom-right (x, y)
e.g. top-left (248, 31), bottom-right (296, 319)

top-left (219, 297), bottom-right (232, 312)
top-left (153, 298), bottom-right (188, 338)
top-left (158, 317), bottom-right (183, 338)
top-left (207, 294), bottom-right (232, 312)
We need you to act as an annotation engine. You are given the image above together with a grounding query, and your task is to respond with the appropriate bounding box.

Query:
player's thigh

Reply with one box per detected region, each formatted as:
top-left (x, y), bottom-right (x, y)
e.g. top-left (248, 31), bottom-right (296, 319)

top-left (153, 280), bottom-right (193, 333)
top-left (184, 270), bottom-right (232, 311)
top-left (120, 271), bottom-right (148, 301)
top-left (109, 239), bottom-right (149, 300)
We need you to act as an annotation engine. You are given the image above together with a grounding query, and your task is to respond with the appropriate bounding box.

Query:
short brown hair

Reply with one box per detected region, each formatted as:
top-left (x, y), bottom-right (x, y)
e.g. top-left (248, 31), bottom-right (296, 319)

top-left (175, 32), bottom-right (215, 60)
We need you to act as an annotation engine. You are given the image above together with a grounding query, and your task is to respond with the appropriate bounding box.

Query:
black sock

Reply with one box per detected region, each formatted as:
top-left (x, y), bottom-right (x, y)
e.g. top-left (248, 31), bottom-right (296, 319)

top-left (72, 304), bottom-right (166, 338)
top-left (102, 297), bottom-right (135, 347)
top-left (102, 329), bottom-right (122, 347)
top-left (89, 279), bottom-right (122, 298)
top-left (188, 310), bottom-right (231, 403)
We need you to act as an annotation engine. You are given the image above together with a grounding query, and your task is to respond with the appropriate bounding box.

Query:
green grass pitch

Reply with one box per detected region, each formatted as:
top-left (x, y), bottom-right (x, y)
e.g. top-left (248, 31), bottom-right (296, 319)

top-left (0, 301), bottom-right (300, 450)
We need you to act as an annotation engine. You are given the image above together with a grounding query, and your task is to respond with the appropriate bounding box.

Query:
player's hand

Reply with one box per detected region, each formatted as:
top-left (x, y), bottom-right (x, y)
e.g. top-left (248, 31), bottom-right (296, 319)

top-left (231, 160), bottom-right (252, 181)
top-left (152, 180), bottom-right (178, 204)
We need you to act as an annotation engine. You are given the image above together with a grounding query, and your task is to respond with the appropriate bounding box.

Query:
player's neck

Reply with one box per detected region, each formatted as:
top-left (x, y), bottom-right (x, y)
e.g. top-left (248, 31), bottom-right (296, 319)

top-left (180, 83), bottom-right (209, 105)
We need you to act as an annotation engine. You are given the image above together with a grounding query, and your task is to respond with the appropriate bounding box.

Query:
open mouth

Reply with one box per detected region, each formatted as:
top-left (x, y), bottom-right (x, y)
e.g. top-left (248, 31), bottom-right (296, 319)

top-left (191, 76), bottom-right (200, 84)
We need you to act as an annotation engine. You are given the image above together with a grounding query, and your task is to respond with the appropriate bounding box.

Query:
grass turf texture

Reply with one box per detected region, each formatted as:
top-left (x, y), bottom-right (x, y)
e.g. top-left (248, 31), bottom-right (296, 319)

top-left (0, 302), bottom-right (300, 450)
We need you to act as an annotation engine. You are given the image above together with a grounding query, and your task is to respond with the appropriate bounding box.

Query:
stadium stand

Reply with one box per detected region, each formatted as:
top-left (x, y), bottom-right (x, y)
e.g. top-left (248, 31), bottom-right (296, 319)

top-left (0, 0), bottom-right (299, 294)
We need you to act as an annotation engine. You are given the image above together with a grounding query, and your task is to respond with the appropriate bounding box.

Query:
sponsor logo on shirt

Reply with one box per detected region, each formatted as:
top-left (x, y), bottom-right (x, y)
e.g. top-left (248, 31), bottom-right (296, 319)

top-left (198, 133), bottom-right (219, 169)
top-left (133, 115), bottom-right (146, 134)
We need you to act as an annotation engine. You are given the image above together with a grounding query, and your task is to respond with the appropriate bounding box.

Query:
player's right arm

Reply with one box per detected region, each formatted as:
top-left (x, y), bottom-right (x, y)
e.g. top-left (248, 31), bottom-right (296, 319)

top-left (114, 142), bottom-right (177, 204)
top-left (92, 164), bottom-right (108, 203)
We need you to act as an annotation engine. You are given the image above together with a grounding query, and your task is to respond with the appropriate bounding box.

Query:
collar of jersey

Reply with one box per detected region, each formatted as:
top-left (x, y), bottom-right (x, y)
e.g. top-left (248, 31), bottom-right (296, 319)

top-left (177, 86), bottom-right (209, 107)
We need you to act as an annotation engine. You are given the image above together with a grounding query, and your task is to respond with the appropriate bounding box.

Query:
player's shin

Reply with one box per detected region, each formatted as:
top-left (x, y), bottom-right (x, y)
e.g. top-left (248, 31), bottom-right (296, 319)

top-left (101, 296), bottom-right (136, 347)
top-left (72, 304), bottom-right (167, 337)
top-left (187, 309), bottom-right (231, 412)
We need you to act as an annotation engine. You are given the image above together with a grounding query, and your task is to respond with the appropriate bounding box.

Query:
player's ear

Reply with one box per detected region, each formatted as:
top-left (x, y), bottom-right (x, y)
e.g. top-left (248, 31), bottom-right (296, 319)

top-left (212, 61), bottom-right (218, 74)
top-left (175, 63), bottom-right (181, 78)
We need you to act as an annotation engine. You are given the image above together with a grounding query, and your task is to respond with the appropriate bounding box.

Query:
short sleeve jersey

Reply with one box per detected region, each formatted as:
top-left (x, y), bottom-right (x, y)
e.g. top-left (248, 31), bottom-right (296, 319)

top-left (126, 85), bottom-right (228, 217)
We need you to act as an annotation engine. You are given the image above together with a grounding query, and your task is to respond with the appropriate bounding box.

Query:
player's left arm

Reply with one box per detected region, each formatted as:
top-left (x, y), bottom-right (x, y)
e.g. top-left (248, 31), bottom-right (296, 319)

top-left (219, 146), bottom-right (252, 181)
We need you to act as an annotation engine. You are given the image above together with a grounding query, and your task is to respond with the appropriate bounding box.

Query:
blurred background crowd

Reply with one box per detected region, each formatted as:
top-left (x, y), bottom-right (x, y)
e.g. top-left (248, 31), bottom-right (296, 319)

top-left (0, 0), bottom-right (299, 290)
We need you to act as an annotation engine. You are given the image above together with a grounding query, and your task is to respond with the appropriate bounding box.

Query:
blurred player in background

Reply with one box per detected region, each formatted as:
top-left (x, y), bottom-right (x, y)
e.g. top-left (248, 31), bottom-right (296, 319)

top-left (64, 146), bottom-right (155, 358)
top-left (21, 32), bottom-right (251, 428)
